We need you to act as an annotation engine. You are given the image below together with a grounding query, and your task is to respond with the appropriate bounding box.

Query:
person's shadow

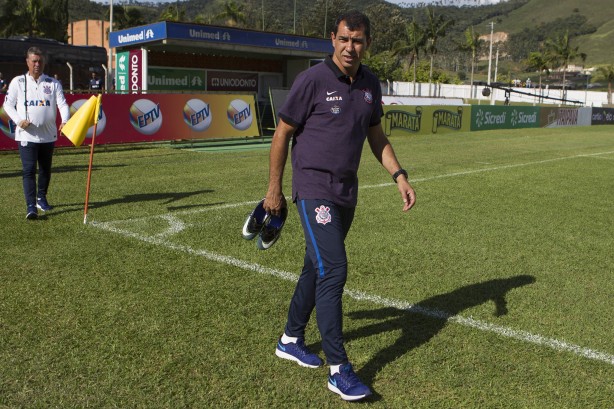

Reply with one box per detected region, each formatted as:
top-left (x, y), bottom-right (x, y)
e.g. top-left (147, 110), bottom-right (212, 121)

top-left (47, 189), bottom-right (219, 216)
top-left (343, 275), bottom-right (536, 395)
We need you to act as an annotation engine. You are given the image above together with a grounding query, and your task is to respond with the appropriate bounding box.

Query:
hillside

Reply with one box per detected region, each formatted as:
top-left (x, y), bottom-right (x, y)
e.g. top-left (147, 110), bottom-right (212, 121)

top-left (1, 0), bottom-right (610, 67)
top-left (492, 0), bottom-right (614, 65)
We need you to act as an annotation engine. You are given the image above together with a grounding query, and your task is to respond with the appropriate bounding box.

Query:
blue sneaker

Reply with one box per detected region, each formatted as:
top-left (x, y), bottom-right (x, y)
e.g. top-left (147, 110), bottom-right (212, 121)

top-left (257, 207), bottom-right (287, 250)
top-left (25, 205), bottom-right (38, 220)
top-left (36, 197), bottom-right (53, 212)
top-left (328, 363), bottom-right (372, 401)
top-left (275, 337), bottom-right (323, 368)
top-left (242, 200), bottom-right (268, 240)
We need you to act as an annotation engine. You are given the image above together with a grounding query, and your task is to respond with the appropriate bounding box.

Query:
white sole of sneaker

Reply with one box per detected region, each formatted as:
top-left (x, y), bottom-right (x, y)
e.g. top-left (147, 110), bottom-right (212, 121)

top-left (327, 382), bottom-right (370, 401)
top-left (275, 348), bottom-right (321, 368)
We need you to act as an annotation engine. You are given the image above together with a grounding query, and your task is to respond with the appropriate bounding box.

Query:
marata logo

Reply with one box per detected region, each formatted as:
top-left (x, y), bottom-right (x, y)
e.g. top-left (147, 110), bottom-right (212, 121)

top-left (432, 107), bottom-right (463, 133)
top-left (384, 107), bottom-right (422, 135)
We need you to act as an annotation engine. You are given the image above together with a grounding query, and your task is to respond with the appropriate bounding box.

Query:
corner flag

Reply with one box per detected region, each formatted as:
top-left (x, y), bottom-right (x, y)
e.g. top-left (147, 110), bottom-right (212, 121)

top-left (61, 95), bottom-right (101, 147)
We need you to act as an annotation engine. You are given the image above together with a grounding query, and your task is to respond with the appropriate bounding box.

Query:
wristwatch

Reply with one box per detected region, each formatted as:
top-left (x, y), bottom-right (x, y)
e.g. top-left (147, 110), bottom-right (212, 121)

top-left (392, 168), bottom-right (408, 183)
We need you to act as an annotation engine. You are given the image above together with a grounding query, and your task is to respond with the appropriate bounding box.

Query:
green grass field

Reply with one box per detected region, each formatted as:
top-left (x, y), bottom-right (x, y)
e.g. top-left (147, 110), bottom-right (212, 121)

top-left (1, 127), bottom-right (613, 408)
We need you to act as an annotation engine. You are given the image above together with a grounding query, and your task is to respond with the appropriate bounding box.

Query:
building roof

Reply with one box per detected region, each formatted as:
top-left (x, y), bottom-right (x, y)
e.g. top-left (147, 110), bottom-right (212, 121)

top-left (109, 21), bottom-right (332, 59)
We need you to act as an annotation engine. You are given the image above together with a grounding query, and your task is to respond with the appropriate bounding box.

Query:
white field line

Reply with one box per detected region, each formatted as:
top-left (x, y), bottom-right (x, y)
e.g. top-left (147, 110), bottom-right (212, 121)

top-left (105, 149), bottom-right (614, 225)
top-left (362, 150), bottom-right (614, 189)
top-left (89, 150), bottom-right (614, 366)
top-left (90, 222), bottom-right (614, 367)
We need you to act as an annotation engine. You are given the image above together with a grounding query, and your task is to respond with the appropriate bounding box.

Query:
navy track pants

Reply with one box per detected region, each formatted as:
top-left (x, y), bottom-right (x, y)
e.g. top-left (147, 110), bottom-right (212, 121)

top-left (284, 199), bottom-right (355, 365)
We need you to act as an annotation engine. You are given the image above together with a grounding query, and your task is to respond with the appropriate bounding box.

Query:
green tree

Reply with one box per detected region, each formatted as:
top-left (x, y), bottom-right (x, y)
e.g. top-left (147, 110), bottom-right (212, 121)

top-left (525, 51), bottom-right (551, 91)
top-left (424, 7), bottom-right (454, 95)
top-left (594, 65), bottom-right (614, 105)
top-left (458, 26), bottom-right (482, 94)
top-left (392, 18), bottom-right (426, 95)
top-left (364, 3), bottom-right (405, 55)
top-left (545, 30), bottom-right (587, 94)
top-left (158, 3), bottom-right (185, 22)
top-left (109, 5), bottom-right (146, 30)
top-left (0, 0), bottom-right (68, 41)
top-left (215, 0), bottom-right (246, 27)
top-left (363, 51), bottom-right (399, 83)
top-left (298, 0), bottom-right (348, 38)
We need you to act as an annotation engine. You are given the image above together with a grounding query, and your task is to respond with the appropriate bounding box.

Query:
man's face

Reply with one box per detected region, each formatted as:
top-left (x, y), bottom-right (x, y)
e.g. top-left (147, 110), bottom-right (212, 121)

top-left (331, 21), bottom-right (371, 78)
top-left (26, 54), bottom-right (44, 77)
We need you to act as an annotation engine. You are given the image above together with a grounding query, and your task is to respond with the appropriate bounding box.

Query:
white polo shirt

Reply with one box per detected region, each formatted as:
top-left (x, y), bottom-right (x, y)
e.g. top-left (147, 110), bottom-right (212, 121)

top-left (4, 73), bottom-right (70, 143)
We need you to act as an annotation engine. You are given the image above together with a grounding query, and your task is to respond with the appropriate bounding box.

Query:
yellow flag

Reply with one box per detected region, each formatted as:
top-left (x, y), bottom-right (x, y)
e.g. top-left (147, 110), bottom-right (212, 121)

top-left (93, 94), bottom-right (102, 125)
top-left (61, 95), bottom-right (99, 147)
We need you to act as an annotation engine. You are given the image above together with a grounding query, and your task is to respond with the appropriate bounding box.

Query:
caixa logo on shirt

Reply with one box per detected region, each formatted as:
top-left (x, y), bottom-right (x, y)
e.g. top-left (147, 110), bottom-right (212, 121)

top-left (24, 100), bottom-right (51, 107)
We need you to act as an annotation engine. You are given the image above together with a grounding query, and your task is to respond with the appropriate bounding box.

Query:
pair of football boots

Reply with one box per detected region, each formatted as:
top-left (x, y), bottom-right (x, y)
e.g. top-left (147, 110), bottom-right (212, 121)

top-left (242, 199), bottom-right (287, 250)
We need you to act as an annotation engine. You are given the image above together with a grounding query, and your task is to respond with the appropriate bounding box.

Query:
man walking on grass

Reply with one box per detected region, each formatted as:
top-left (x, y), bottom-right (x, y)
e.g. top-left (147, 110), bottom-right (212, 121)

top-left (263, 10), bottom-right (416, 401)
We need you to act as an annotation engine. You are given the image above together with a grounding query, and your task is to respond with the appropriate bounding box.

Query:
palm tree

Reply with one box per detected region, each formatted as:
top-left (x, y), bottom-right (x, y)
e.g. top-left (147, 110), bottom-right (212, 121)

top-left (158, 4), bottom-right (185, 22)
top-left (216, 0), bottom-right (247, 27)
top-left (526, 50), bottom-right (551, 102)
top-left (545, 30), bottom-right (587, 97)
top-left (594, 65), bottom-right (614, 105)
top-left (392, 19), bottom-right (426, 95)
top-left (424, 7), bottom-right (454, 96)
top-left (458, 26), bottom-right (482, 98)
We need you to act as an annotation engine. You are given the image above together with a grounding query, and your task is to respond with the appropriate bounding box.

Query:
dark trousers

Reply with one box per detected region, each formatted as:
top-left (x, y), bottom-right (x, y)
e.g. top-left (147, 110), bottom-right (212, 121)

top-left (18, 141), bottom-right (54, 207)
top-left (285, 199), bottom-right (355, 365)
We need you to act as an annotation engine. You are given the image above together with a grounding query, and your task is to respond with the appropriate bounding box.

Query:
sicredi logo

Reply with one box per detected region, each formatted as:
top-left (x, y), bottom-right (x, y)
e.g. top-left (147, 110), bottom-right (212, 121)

top-left (475, 109), bottom-right (506, 128)
top-left (183, 99), bottom-right (212, 132)
top-left (130, 99), bottom-right (163, 135)
top-left (511, 110), bottom-right (537, 126)
top-left (70, 99), bottom-right (107, 137)
top-left (227, 99), bottom-right (252, 131)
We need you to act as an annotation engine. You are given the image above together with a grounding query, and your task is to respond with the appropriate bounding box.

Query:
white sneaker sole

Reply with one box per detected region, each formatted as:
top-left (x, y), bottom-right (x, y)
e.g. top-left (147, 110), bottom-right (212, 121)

top-left (275, 348), bottom-right (321, 368)
top-left (327, 382), bottom-right (370, 401)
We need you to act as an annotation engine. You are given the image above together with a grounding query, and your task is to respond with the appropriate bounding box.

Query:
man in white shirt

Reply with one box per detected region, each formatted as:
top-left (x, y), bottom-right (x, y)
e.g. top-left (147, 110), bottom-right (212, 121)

top-left (4, 47), bottom-right (70, 219)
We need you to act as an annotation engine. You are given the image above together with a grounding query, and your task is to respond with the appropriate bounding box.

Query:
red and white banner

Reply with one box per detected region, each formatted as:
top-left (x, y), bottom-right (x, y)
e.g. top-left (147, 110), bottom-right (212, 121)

top-left (0, 93), bottom-right (260, 150)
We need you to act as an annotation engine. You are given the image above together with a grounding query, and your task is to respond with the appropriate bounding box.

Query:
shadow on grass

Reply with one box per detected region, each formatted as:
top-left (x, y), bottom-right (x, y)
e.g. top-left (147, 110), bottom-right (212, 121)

top-left (47, 190), bottom-right (218, 216)
top-left (343, 275), bottom-right (536, 399)
top-left (89, 190), bottom-right (216, 209)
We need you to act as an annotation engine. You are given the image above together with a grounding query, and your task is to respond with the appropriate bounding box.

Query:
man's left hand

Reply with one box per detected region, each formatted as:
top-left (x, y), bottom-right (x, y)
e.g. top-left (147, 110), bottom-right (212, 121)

top-left (397, 179), bottom-right (416, 212)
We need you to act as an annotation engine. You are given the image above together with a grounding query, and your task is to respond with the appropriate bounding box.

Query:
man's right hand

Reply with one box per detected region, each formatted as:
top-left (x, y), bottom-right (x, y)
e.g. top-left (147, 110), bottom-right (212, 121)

top-left (264, 191), bottom-right (287, 217)
top-left (19, 120), bottom-right (31, 129)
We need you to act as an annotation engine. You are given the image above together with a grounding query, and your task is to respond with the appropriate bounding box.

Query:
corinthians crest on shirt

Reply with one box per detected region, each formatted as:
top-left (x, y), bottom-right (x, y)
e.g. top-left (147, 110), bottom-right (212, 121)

top-left (362, 88), bottom-right (373, 104)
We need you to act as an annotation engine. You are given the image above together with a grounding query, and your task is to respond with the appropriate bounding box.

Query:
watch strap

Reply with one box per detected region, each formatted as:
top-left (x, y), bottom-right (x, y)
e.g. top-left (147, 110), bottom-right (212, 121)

top-left (392, 168), bottom-right (408, 183)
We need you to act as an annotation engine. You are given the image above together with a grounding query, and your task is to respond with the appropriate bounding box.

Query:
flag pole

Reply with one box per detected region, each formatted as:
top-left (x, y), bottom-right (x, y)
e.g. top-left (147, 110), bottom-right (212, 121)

top-left (83, 122), bottom-right (97, 224)
top-left (83, 95), bottom-right (102, 224)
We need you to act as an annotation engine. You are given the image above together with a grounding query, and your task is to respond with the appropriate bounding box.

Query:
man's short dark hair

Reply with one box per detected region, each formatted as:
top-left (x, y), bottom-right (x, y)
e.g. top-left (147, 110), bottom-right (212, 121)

top-left (333, 10), bottom-right (371, 39)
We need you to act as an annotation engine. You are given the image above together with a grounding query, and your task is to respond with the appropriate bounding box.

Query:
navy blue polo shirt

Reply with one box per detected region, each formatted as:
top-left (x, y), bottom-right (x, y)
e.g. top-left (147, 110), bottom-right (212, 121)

top-left (279, 56), bottom-right (383, 208)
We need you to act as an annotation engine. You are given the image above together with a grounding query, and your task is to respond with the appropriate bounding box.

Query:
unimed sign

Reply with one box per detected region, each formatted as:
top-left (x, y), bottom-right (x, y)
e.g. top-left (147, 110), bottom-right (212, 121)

top-left (207, 71), bottom-right (258, 92)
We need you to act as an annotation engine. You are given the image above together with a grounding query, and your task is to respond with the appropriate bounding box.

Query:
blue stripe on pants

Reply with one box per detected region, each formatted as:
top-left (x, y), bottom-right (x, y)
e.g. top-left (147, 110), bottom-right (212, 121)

top-left (284, 199), bottom-right (355, 364)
